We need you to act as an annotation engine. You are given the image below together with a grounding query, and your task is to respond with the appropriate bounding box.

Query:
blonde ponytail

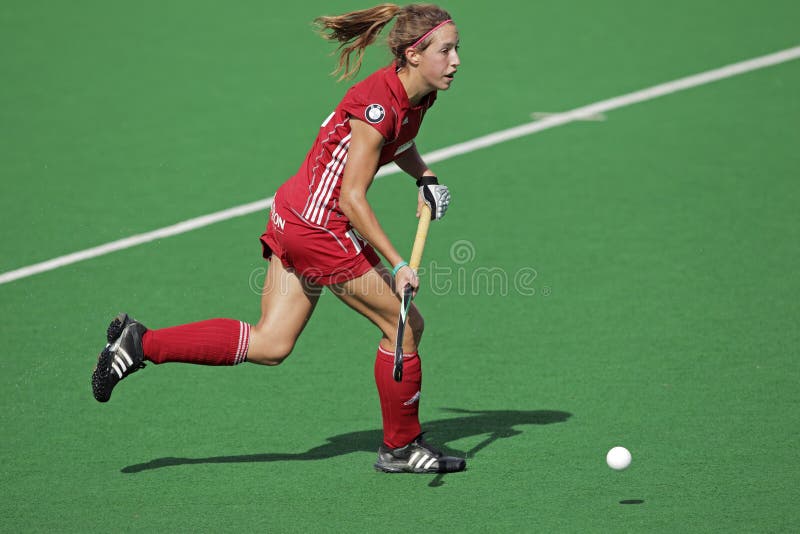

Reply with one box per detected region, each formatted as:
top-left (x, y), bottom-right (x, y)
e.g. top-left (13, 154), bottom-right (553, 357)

top-left (315, 4), bottom-right (401, 81)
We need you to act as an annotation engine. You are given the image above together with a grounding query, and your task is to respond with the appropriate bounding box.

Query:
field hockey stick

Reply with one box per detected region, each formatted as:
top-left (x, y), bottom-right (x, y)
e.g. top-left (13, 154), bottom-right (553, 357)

top-left (393, 204), bottom-right (432, 382)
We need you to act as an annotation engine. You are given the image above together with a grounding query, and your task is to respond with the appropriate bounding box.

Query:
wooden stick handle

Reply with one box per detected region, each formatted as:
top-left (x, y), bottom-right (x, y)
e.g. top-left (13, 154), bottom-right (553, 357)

top-left (409, 205), bottom-right (432, 270)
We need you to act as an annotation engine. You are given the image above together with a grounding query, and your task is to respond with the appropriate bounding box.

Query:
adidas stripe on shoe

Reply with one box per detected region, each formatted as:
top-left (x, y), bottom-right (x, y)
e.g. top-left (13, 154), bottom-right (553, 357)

top-left (91, 313), bottom-right (147, 403)
top-left (374, 434), bottom-right (466, 474)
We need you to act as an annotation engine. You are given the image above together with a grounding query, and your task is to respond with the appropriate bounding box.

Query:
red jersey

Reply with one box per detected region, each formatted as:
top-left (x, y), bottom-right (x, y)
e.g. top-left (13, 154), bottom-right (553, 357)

top-left (276, 63), bottom-right (437, 229)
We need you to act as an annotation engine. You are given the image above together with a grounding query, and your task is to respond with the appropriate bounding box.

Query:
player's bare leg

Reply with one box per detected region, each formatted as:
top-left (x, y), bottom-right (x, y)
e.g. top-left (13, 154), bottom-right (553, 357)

top-left (329, 262), bottom-right (423, 353)
top-left (247, 255), bottom-right (322, 365)
top-left (330, 263), bottom-right (465, 474)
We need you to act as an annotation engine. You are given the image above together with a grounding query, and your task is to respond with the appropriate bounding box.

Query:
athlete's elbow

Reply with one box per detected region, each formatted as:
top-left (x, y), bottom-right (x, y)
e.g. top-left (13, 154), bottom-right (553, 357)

top-left (339, 197), bottom-right (354, 218)
top-left (339, 192), bottom-right (366, 219)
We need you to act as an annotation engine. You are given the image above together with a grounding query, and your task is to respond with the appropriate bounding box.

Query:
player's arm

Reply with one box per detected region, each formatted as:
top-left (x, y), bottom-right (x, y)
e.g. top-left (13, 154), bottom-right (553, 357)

top-left (339, 119), bottom-right (417, 292)
top-left (394, 143), bottom-right (451, 220)
top-left (394, 142), bottom-right (432, 180)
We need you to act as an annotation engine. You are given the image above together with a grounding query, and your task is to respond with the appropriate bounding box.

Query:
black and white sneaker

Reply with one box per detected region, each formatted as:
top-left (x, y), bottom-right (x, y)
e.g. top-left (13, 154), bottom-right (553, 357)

top-left (374, 435), bottom-right (466, 474)
top-left (91, 313), bottom-right (147, 403)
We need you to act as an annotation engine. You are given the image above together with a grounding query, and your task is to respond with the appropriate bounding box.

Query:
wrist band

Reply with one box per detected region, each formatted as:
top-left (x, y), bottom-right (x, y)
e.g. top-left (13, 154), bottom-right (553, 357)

top-left (392, 261), bottom-right (409, 276)
top-left (416, 175), bottom-right (438, 187)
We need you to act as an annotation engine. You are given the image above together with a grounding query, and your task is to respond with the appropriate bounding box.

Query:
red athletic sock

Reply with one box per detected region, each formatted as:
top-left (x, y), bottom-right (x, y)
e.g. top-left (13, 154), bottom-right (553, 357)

top-left (142, 318), bottom-right (250, 366)
top-left (374, 346), bottom-right (422, 448)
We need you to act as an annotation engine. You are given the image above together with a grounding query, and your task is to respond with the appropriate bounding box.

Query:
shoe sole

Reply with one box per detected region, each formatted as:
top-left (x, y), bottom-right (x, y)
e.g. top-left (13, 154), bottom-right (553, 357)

top-left (106, 313), bottom-right (129, 343)
top-left (91, 347), bottom-right (114, 402)
top-left (91, 314), bottom-right (130, 403)
top-left (374, 462), bottom-right (406, 473)
top-left (374, 460), bottom-right (466, 474)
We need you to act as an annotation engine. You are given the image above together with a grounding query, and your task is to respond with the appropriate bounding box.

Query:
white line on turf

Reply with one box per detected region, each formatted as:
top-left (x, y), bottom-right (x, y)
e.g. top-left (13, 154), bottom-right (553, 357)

top-left (530, 112), bottom-right (607, 122)
top-left (1, 45), bottom-right (799, 286)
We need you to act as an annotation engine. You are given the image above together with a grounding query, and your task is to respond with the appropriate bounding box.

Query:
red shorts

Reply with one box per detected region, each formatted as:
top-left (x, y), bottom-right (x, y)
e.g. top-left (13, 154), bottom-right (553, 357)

top-left (260, 197), bottom-right (381, 286)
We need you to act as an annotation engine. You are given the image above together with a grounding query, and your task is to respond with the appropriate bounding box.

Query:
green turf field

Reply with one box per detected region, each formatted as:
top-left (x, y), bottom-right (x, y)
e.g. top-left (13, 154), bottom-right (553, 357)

top-left (2, 1), bottom-right (799, 531)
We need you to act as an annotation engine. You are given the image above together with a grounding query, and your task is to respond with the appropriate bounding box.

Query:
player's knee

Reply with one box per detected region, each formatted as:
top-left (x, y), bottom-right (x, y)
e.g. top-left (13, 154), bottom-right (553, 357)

top-left (246, 337), bottom-right (295, 366)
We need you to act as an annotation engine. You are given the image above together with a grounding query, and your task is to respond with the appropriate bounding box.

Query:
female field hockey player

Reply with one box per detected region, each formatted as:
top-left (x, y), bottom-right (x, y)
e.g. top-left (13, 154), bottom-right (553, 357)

top-left (91, 3), bottom-right (464, 474)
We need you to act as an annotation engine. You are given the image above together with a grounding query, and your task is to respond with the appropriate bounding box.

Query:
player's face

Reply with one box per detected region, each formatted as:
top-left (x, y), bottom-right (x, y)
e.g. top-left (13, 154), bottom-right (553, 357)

top-left (418, 24), bottom-right (460, 91)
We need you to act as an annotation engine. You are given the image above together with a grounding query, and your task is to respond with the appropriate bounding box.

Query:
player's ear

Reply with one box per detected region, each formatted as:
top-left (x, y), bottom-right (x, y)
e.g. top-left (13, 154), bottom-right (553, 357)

top-left (404, 47), bottom-right (421, 67)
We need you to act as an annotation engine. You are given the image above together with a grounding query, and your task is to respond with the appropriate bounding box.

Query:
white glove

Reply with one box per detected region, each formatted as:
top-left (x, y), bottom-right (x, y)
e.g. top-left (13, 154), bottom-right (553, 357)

top-left (417, 176), bottom-right (451, 220)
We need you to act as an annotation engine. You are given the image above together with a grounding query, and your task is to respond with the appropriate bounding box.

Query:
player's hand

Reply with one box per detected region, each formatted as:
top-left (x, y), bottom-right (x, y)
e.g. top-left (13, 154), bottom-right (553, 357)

top-left (394, 265), bottom-right (419, 298)
top-left (417, 176), bottom-right (450, 220)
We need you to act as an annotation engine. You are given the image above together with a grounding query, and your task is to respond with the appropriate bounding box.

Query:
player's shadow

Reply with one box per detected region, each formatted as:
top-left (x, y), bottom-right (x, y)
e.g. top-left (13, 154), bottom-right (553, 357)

top-left (121, 408), bottom-right (571, 480)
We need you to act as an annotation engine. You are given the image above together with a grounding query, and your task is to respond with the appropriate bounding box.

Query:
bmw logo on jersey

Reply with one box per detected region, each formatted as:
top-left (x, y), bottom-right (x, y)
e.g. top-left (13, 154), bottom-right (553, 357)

top-left (365, 104), bottom-right (385, 124)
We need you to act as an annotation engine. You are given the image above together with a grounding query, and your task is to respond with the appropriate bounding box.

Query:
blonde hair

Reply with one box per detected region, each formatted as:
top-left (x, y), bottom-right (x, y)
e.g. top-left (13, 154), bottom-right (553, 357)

top-left (315, 3), bottom-right (452, 80)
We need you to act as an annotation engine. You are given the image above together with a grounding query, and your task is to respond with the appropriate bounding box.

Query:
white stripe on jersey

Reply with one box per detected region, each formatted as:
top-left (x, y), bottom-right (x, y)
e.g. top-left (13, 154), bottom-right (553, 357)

top-left (304, 133), bottom-right (351, 224)
top-left (302, 118), bottom-right (349, 220)
top-left (345, 229), bottom-right (363, 254)
top-left (313, 152), bottom-right (348, 226)
top-left (310, 139), bottom-right (349, 224)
